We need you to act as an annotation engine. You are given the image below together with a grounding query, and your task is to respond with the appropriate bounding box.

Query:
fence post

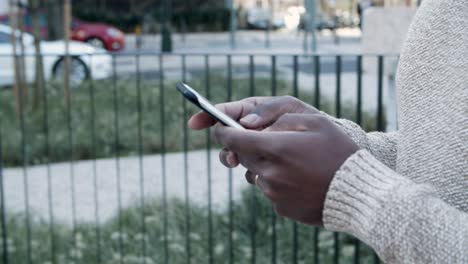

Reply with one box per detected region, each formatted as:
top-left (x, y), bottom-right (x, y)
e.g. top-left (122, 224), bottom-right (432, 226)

top-left (63, 0), bottom-right (71, 106)
top-left (161, 0), bottom-right (173, 52)
top-left (0, 129), bottom-right (9, 264)
top-left (228, 0), bottom-right (237, 49)
top-left (204, 55), bottom-right (214, 264)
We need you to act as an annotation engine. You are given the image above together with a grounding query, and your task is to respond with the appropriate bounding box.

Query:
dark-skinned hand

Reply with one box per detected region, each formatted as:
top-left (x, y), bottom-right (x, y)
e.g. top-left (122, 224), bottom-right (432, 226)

top-left (189, 96), bottom-right (318, 168)
top-left (188, 96), bottom-right (359, 226)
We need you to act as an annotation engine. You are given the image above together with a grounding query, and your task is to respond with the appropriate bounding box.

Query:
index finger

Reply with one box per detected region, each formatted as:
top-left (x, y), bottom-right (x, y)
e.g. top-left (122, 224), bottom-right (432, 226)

top-left (214, 125), bottom-right (277, 158)
top-left (188, 97), bottom-right (271, 130)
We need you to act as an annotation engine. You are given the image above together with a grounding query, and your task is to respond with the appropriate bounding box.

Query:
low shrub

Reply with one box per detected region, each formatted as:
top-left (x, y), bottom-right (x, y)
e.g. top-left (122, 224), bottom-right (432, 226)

top-left (1, 188), bottom-right (376, 263)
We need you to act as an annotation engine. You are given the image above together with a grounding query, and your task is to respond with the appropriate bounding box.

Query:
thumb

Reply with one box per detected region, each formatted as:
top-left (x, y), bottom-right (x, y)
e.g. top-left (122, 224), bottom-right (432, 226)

top-left (239, 96), bottom-right (317, 129)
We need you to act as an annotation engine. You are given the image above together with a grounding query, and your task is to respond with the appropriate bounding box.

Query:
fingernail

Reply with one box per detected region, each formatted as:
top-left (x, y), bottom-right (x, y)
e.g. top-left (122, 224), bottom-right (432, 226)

top-left (227, 152), bottom-right (236, 167)
top-left (241, 114), bottom-right (259, 124)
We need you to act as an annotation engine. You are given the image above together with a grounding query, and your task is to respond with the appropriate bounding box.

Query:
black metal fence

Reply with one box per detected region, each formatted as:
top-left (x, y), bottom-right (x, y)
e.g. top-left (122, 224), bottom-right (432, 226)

top-left (0, 52), bottom-right (395, 264)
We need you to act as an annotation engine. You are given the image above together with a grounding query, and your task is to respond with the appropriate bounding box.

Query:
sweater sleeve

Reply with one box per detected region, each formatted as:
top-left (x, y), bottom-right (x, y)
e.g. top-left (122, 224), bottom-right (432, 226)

top-left (323, 150), bottom-right (468, 264)
top-left (325, 116), bottom-right (399, 170)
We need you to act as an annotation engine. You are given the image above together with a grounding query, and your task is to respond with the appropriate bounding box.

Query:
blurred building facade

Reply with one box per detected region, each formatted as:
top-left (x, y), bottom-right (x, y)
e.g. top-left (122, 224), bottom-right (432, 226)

top-left (0, 0), bottom-right (6, 13)
top-left (0, 0), bottom-right (421, 16)
top-left (233, 0), bottom-right (419, 8)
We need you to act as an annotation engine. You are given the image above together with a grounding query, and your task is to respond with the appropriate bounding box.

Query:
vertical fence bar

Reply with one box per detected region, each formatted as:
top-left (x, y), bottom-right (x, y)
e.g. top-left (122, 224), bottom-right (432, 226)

top-left (335, 55), bottom-right (342, 118)
top-left (354, 55), bottom-right (363, 264)
top-left (159, 54), bottom-right (169, 264)
top-left (314, 55), bottom-right (321, 108)
top-left (313, 228), bottom-right (319, 264)
top-left (372, 56), bottom-right (385, 264)
top-left (88, 54), bottom-right (101, 264)
top-left (356, 55), bottom-right (363, 126)
top-left (293, 56), bottom-right (299, 97)
top-left (271, 55), bottom-right (277, 96)
top-left (249, 55), bottom-right (257, 264)
top-left (271, 55), bottom-right (277, 264)
top-left (17, 54), bottom-right (32, 264)
top-left (42, 54), bottom-right (56, 264)
top-left (313, 54), bottom-right (321, 264)
top-left (377, 56), bottom-right (384, 133)
top-left (112, 55), bottom-right (124, 264)
top-left (375, 56), bottom-right (385, 264)
top-left (334, 55), bottom-right (342, 264)
top-left (182, 55), bottom-right (191, 264)
top-left (0, 129), bottom-right (8, 264)
top-left (292, 55), bottom-right (299, 264)
top-left (65, 56), bottom-right (77, 260)
top-left (136, 54), bottom-right (147, 263)
top-left (249, 55), bottom-right (256, 96)
top-left (227, 55), bottom-right (234, 264)
top-left (204, 55), bottom-right (214, 264)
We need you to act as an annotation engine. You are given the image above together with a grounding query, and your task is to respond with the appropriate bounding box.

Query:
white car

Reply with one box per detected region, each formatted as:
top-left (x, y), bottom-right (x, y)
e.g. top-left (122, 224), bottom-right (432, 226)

top-left (0, 24), bottom-right (112, 87)
top-left (247, 8), bottom-right (285, 30)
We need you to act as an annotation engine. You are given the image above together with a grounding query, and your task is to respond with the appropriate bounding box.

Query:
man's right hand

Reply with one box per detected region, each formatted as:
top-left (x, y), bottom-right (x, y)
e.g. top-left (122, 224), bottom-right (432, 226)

top-left (188, 96), bottom-right (319, 169)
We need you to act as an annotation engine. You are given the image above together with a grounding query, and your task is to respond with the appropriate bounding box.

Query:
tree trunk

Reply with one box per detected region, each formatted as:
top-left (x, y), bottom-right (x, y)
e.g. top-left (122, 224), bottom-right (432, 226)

top-left (63, 0), bottom-right (71, 106)
top-left (319, 0), bottom-right (331, 16)
top-left (130, 0), bottom-right (135, 13)
top-left (30, 0), bottom-right (45, 110)
top-left (17, 3), bottom-right (29, 107)
top-left (47, 0), bottom-right (64, 40)
top-left (8, 0), bottom-right (21, 118)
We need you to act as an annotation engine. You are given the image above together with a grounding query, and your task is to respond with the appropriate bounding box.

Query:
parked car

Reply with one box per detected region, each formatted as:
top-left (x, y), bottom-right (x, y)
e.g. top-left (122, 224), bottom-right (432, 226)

top-left (71, 18), bottom-right (125, 51)
top-left (246, 8), bottom-right (284, 30)
top-left (299, 14), bottom-right (337, 31)
top-left (0, 24), bottom-right (112, 87)
top-left (0, 13), bottom-right (125, 51)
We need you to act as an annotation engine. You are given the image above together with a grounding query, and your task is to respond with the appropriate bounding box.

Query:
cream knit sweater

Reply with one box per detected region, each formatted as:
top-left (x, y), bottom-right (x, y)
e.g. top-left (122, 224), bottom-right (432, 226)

top-left (322, 0), bottom-right (468, 263)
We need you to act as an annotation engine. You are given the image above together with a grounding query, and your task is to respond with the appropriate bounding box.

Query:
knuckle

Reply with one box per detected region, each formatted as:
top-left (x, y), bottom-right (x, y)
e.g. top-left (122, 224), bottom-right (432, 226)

top-left (283, 95), bottom-right (304, 109)
top-left (218, 130), bottom-right (234, 147)
top-left (282, 95), bottom-right (298, 103)
top-left (277, 113), bottom-right (293, 123)
top-left (261, 173), bottom-right (282, 194)
top-left (223, 133), bottom-right (233, 145)
top-left (314, 114), bottom-right (328, 124)
top-left (213, 125), bottom-right (222, 139)
top-left (219, 149), bottom-right (228, 160)
top-left (307, 114), bottom-right (328, 129)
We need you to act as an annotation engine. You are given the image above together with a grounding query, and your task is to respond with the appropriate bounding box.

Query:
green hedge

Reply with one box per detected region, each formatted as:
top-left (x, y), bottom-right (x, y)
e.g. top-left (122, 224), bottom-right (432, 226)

top-left (1, 188), bottom-right (377, 263)
top-left (0, 73), bottom-right (380, 167)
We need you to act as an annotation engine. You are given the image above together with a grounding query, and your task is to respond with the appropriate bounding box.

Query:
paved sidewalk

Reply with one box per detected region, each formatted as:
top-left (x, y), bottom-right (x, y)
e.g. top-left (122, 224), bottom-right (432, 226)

top-left (123, 29), bottom-right (363, 54)
top-left (3, 150), bottom-right (249, 224)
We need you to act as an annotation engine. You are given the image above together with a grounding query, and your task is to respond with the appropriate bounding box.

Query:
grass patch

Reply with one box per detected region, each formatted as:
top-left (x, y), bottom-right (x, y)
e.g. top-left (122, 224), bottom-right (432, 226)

top-left (1, 189), bottom-right (376, 264)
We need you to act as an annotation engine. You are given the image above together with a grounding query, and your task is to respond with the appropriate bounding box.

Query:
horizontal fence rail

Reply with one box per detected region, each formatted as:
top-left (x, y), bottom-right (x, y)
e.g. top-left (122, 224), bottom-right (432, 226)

top-left (0, 52), bottom-right (397, 264)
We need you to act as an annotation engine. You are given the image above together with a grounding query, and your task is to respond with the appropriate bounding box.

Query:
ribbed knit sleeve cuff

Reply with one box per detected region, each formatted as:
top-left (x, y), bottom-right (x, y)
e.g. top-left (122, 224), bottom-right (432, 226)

top-left (322, 149), bottom-right (410, 241)
top-left (320, 112), bottom-right (370, 150)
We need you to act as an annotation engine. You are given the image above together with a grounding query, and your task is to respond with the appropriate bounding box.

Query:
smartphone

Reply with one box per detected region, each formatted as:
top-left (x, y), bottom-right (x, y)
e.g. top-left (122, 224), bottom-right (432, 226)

top-left (176, 82), bottom-right (245, 130)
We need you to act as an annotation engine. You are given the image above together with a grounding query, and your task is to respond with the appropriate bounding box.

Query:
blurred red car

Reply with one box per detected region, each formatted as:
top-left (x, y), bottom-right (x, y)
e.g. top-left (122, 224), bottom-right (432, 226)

top-left (0, 13), bottom-right (125, 51)
top-left (71, 18), bottom-right (125, 51)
